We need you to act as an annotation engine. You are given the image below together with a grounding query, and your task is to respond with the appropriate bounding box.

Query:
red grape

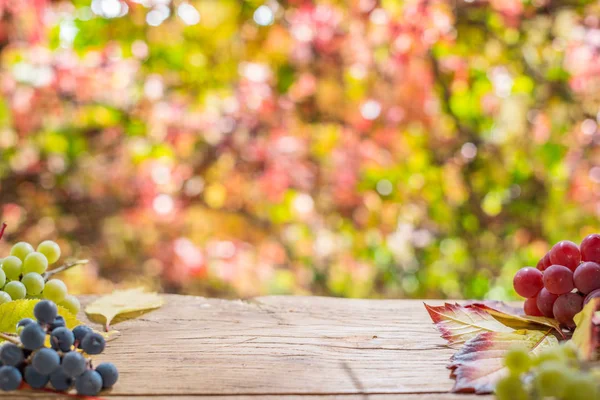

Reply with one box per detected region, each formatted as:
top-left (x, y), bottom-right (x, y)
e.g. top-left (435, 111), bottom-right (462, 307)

top-left (543, 254), bottom-right (552, 269)
top-left (543, 265), bottom-right (574, 295)
top-left (536, 253), bottom-right (552, 271)
top-left (549, 240), bottom-right (581, 272)
top-left (552, 293), bottom-right (583, 328)
top-left (536, 258), bottom-right (545, 271)
top-left (536, 288), bottom-right (559, 318)
top-left (581, 234), bottom-right (600, 263)
top-left (513, 267), bottom-right (543, 298)
top-left (573, 261), bottom-right (600, 294)
top-left (584, 288), bottom-right (600, 305)
top-left (524, 297), bottom-right (543, 316)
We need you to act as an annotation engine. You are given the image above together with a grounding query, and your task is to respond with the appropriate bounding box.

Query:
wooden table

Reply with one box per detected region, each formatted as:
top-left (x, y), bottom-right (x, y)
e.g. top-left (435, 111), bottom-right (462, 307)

top-left (4, 295), bottom-right (491, 399)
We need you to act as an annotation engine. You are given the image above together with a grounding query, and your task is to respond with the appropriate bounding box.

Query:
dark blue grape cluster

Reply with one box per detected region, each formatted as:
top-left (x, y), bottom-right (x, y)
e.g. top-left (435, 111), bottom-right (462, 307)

top-left (0, 300), bottom-right (118, 395)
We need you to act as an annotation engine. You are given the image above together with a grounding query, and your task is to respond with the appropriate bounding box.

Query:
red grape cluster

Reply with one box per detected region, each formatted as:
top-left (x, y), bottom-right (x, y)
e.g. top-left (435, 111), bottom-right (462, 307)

top-left (513, 234), bottom-right (600, 328)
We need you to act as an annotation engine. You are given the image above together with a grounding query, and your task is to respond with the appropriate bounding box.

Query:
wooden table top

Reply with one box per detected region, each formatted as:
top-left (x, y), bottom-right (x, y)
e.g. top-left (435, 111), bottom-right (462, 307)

top-left (1, 295), bottom-right (492, 399)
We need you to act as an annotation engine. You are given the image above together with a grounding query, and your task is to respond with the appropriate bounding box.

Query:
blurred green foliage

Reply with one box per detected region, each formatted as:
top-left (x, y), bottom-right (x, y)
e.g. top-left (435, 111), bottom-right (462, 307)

top-left (0, 0), bottom-right (600, 299)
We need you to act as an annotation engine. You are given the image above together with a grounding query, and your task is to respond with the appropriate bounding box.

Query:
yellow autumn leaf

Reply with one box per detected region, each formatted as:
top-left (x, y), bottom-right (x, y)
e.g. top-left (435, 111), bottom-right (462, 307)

top-left (424, 303), bottom-right (514, 347)
top-left (0, 299), bottom-right (81, 338)
top-left (465, 302), bottom-right (565, 339)
top-left (572, 297), bottom-right (600, 361)
top-left (85, 288), bottom-right (164, 331)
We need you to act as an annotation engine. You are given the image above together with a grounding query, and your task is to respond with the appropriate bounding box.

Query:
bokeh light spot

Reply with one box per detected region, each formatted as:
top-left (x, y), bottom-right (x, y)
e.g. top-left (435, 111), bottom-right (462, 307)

top-left (376, 180), bottom-right (393, 196)
top-left (461, 142), bottom-right (477, 159)
top-left (153, 194), bottom-right (174, 215)
top-left (582, 119), bottom-right (597, 136)
top-left (361, 100), bottom-right (381, 120)
top-left (254, 6), bottom-right (274, 26)
top-left (177, 3), bottom-right (201, 26)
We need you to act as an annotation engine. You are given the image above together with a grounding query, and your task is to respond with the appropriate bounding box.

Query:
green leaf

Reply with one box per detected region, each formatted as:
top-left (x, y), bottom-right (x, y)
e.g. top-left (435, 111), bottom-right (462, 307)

top-left (572, 297), bottom-right (600, 361)
top-left (85, 288), bottom-right (164, 331)
top-left (424, 303), bottom-right (514, 348)
top-left (0, 299), bottom-right (81, 336)
top-left (449, 330), bottom-right (559, 393)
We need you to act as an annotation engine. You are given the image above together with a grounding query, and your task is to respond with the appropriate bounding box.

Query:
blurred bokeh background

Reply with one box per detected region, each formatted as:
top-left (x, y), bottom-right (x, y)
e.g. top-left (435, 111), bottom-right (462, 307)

top-left (0, 0), bottom-right (599, 299)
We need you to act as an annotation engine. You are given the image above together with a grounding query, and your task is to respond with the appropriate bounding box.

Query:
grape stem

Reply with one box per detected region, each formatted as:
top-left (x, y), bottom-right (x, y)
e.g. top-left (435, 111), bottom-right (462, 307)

top-left (0, 332), bottom-right (20, 345)
top-left (43, 259), bottom-right (89, 281)
top-left (0, 222), bottom-right (6, 241)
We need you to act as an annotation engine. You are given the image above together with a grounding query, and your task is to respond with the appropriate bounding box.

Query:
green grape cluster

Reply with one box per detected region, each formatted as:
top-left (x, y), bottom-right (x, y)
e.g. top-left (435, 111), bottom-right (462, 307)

top-left (0, 241), bottom-right (80, 315)
top-left (497, 344), bottom-right (600, 400)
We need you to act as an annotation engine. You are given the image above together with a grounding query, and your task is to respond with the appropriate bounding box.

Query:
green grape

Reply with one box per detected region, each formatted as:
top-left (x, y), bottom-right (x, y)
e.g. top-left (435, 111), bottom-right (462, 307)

top-left (37, 240), bottom-right (61, 265)
top-left (532, 348), bottom-right (565, 366)
top-left (0, 268), bottom-right (6, 289)
top-left (1, 256), bottom-right (22, 281)
top-left (556, 343), bottom-right (579, 361)
top-left (503, 347), bottom-right (531, 374)
top-left (43, 279), bottom-right (67, 303)
top-left (22, 252), bottom-right (48, 275)
top-left (4, 281), bottom-right (26, 300)
top-left (0, 291), bottom-right (11, 304)
top-left (564, 374), bottom-right (598, 400)
top-left (549, 344), bottom-right (580, 369)
top-left (21, 273), bottom-right (45, 296)
top-left (495, 373), bottom-right (528, 400)
top-left (534, 361), bottom-right (567, 398)
top-left (9, 242), bottom-right (34, 261)
top-left (59, 295), bottom-right (81, 315)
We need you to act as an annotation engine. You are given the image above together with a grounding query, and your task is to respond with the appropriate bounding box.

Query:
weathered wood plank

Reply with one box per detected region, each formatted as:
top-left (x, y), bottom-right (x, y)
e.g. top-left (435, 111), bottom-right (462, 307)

top-left (0, 296), bottom-right (483, 398)
top-left (8, 395), bottom-right (491, 400)
top-left (6, 395), bottom-right (492, 400)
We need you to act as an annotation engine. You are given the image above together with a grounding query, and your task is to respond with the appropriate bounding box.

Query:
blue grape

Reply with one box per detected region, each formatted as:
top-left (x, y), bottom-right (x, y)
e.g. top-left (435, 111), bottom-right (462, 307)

top-left (72, 325), bottom-right (92, 347)
top-left (75, 370), bottom-right (103, 396)
top-left (49, 316), bottom-right (66, 331)
top-left (32, 348), bottom-right (60, 375)
top-left (34, 300), bottom-right (58, 324)
top-left (0, 366), bottom-right (21, 391)
top-left (16, 318), bottom-right (34, 329)
top-left (50, 327), bottom-right (74, 352)
top-left (95, 362), bottom-right (118, 388)
top-left (49, 367), bottom-right (73, 391)
top-left (20, 323), bottom-right (46, 350)
top-left (0, 344), bottom-right (24, 367)
top-left (24, 365), bottom-right (49, 389)
top-left (81, 332), bottom-right (105, 355)
top-left (61, 351), bottom-right (87, 378)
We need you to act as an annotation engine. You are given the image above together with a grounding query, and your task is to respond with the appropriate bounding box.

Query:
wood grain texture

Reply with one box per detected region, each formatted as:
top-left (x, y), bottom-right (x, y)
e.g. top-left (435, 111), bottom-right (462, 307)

top-left (0, 295), bottom-right (492, 399)
top-left (5, 395), bottom-right (489, 400)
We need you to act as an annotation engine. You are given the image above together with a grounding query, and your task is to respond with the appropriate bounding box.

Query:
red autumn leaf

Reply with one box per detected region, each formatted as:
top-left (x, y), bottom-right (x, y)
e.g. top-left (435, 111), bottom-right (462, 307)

top-left (448, 329), bottom-right (558, 393)
top-left (424, 303), bottom-right (514, 347)
top-left (463, 300), bottom-right (523, 315)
